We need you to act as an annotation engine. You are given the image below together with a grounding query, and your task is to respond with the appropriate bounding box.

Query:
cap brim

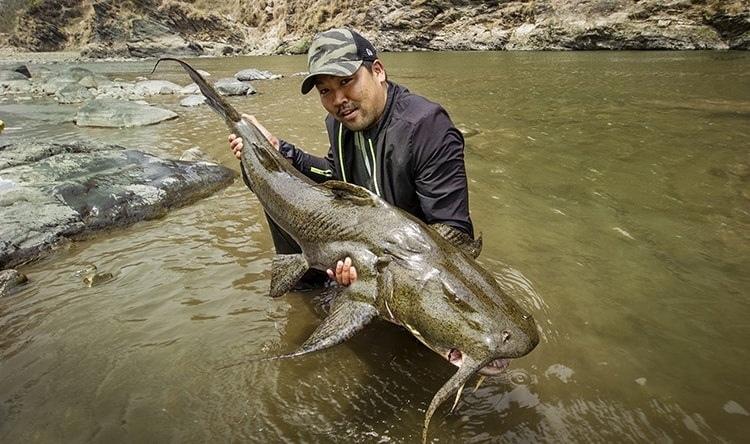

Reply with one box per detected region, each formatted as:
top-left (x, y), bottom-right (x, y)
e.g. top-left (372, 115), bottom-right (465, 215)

top-left (300, 61), bottom-right (364, 94)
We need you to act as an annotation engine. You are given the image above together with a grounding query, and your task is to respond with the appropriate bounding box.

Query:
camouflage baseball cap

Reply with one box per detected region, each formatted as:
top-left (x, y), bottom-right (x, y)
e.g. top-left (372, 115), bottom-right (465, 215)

top-left (301, 28), bottom-right (377, 94)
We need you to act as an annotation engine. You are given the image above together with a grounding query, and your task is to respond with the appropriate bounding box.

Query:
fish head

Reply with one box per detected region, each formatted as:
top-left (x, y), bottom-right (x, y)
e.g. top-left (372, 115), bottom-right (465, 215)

top-left (390, 253), bottom-right (539, 374)
top-left (385, 252), bottom-right (539, 443)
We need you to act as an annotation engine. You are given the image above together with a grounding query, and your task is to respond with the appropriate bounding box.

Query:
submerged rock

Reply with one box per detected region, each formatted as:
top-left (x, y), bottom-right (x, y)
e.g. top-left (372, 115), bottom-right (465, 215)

top-left (0, 269), bottom-right (28, 297)
top-left (0, 141), bottom-right (237, 268)
top-left (75, 98), bottom-right (178, 127)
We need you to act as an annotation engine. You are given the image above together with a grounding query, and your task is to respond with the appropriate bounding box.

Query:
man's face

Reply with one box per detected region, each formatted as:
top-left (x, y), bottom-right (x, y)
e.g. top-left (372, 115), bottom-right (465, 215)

top-left (314, 61), bottom-right (387, 131)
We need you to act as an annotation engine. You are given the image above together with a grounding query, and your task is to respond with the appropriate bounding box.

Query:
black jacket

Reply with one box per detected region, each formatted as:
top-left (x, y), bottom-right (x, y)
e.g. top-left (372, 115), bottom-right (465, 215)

top-left (278, 82), bottom-right (474, 237)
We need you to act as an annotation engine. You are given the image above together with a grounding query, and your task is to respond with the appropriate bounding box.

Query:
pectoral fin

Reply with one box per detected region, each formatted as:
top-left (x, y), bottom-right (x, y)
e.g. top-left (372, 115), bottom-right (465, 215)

top-left (270, 254), bottom-right (309, 298)
top-left (270, 284), bottom-right (378, 360)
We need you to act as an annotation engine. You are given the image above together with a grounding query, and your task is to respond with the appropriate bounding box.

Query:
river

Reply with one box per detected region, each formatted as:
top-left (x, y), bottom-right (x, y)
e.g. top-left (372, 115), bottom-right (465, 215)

top-left (1, 51), bottom-right (749, 443)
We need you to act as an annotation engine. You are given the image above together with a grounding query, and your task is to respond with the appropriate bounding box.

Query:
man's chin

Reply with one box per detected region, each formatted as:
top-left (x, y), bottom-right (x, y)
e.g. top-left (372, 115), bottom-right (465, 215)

top-left (337, 114), bottom-right (372, 132)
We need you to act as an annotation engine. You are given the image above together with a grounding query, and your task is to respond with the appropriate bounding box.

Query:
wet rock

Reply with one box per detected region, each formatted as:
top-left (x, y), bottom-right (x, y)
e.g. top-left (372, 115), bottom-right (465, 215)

top-left (0, 71), bottom-right (28, 81)
top-left (73, 263), bottom-right (114, 287)
top-left (0, 141), bottom-right (237, 268)
top-left (0, 269), bottom-right (28, 297)
top-left (56, 84), bottom-right (95, 104)
top-left (0, 103), bottom-right (78, 125)
top-left (75, 99), bottom-right (178, 128)
top-left (133, 80), bottom-right (183, 96)
top-left (235, 69), bottom-right (282, 81)
top-left (0, 80), bottom-right (32, 95)
top-left (180, 83), bottom-right (200, 95)
top-left (180, 95), bottom-right (206, 107)
top-left (214, 78), bottom-right (257, 96)
top-left (5, 64), bottom-right (32, 79)
top-left (38, 77), bottom-right (79, 95)
top-left (179, 147), bottom-right (214, 162)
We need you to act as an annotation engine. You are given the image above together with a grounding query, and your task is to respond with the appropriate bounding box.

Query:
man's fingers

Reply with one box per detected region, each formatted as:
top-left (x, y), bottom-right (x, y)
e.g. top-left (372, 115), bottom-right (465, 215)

top-left (326, 269), bottom-right (334, 280)
top-left (341, 261), bottom-right (351, 285)
top-left (350, 266), bottom-right (357, 283)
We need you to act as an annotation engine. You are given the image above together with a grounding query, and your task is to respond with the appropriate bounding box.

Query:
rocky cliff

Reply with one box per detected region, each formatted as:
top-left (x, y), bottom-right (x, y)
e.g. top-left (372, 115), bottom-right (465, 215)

top-left (2, 0), bottom-right (748, 58)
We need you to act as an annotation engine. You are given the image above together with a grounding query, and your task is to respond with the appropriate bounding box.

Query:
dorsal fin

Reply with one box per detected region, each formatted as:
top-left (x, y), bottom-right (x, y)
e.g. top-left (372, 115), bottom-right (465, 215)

top-left (321, 180), bottom-right (381, 207)
top-left (430, 223), bottom-right (483, 258)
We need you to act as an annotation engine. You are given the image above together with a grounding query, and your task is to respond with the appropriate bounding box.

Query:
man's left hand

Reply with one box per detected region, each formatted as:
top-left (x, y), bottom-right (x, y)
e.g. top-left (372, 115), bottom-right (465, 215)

top-left (327, 257), bottom-right (358, 286)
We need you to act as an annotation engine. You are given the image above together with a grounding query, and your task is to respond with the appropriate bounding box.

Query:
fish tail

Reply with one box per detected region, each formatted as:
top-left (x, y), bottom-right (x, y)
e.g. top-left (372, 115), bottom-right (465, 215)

top-left (153, 57), bottom-right (241, 126)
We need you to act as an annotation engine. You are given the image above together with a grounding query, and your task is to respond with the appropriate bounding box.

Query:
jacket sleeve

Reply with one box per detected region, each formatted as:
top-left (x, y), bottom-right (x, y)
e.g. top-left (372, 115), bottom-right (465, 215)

top-left (410, 107), bottom-right (474, 237)
top-left (240, 139), bottom-right (336, 188)
top-left (278, 140), bottom-right (337, 183)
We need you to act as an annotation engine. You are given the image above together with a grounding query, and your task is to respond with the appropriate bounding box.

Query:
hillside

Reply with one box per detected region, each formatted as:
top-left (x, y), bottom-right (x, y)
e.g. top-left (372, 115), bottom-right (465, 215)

top-left (1, 0), bottom-right (748, 58)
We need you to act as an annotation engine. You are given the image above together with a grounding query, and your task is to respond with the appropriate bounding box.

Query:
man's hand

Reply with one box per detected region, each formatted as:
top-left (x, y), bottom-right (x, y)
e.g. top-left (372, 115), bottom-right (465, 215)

top-left (228, 113), bottom-right (280, 160)
top-left (327, 257), bottom-right (358, 286)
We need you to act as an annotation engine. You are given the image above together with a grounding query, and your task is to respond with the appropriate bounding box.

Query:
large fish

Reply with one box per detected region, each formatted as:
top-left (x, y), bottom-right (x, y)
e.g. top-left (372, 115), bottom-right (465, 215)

top-left (155, 58), bottom-right (539, 442)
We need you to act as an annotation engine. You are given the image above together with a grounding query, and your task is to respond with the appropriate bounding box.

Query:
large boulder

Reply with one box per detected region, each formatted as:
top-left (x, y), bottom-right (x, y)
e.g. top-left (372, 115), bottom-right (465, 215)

top-left (0, 141), bottom-right (237, 268)
top-left (75, 99), bottom-right (178, 127)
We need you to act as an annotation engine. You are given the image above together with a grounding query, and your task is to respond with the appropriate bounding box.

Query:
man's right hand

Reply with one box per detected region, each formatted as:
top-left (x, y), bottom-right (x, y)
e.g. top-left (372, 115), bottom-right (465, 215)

top-left (228, 113), bottom-right (280, 160)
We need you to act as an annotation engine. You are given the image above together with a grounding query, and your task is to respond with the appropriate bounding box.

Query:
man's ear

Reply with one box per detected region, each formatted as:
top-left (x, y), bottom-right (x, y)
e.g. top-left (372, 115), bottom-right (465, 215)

top-left (372, 59), bottom-right (386, 82)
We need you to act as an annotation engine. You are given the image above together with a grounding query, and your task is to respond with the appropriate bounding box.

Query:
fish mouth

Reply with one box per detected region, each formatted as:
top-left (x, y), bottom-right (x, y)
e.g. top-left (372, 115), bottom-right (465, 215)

top-left (447, 348), bottom-right (510, 376)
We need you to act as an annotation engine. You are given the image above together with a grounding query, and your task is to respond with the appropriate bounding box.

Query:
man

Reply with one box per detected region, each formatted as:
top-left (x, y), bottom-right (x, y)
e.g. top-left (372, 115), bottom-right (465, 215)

top-left (229, 28), bottom-right (476, 286)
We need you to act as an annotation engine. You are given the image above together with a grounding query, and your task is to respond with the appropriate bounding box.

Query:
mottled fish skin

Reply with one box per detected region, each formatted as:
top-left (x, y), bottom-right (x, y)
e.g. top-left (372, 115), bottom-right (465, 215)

top-left (158, 58), bottom-right (539, 443)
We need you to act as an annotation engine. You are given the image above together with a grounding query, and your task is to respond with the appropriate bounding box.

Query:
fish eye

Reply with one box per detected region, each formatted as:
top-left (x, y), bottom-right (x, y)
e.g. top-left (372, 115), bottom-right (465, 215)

top-left (441, 282), bottom-right (462, 304)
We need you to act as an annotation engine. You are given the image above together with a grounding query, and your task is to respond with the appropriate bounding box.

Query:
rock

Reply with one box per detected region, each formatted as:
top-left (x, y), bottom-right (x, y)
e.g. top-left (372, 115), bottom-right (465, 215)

top-left (80, 265), bottom-right (113, 287)
top-left (126, 18), bottom-right (204, 58)
top-left (179, 83), bottom-right (200, 95)
top-left (0, 104), bottom-right (78, 125)
top-left (214, 78), bottom-right (256, 96)
top-left (38, 77), bottom-right (79, 95)
top-left (0, 71), bottom-right (28, 81)
top-left (235, 69), bottom-right (282, 81)
top-left (75, 99), bottom-right (178, 128)
top-left (5, 64), bottom-right (32, 79)
top-left (0, 269), bottom-right (28, 297)
top-left (133, 80), bottom-right (183, 96)
top-left (0, 119), bottom-right (4, 134)
top-left (179, 147), bottom-right (214, 162)
top-left (55, 84), bottom-right (95, 104)
top-left (95, 81), bottom-right (138, 99)
top-left (0, 80), bottom-right (32, 95)
top-left (0, 141), bottom-right (237, 268)
top-left (180, 95), bottom-right (206, 107)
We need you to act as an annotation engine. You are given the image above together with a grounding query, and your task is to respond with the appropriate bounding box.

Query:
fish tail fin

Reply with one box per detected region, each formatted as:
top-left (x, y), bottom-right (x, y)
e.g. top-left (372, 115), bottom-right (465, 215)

top-left (153, 57), bottom-right (241, 125)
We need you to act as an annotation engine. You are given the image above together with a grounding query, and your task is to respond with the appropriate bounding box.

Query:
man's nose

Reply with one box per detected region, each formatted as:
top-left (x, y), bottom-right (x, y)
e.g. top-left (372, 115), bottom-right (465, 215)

top-left (332, 88), bottom-right (347, 107)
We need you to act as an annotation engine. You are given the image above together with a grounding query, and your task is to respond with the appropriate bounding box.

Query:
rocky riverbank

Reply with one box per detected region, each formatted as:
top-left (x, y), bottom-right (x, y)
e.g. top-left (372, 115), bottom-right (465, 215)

top-left (0, 0), bottom-right (748, 60)
top-left (0, 60), bottom-right (290, 269)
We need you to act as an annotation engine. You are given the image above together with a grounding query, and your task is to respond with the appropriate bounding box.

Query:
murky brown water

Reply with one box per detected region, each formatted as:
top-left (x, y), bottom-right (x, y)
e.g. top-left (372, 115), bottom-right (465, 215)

top-left (1, 51), bottom-right (749, 443)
